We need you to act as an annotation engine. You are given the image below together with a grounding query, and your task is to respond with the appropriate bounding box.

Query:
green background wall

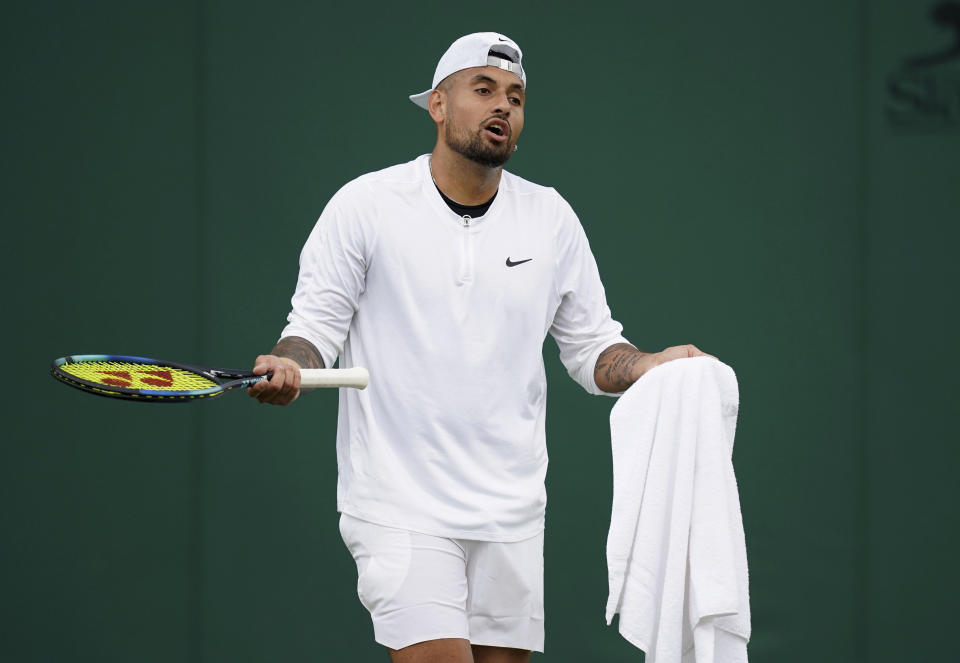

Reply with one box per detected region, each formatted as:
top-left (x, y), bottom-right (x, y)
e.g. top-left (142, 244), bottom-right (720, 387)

top-left (2, 1), bottom-right (957, 661)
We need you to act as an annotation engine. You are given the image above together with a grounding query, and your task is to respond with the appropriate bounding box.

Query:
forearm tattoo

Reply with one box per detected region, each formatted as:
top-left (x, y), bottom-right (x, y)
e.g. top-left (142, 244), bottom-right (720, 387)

top-left (594, 343), bottom-right (647, 392)
top-left (271, 336), bottom-right (325, 369)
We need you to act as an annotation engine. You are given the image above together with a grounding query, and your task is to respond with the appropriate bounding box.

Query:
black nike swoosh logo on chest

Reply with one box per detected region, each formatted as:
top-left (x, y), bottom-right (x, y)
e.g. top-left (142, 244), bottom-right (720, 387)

top-left (506, 257), bottom-right (533, 267)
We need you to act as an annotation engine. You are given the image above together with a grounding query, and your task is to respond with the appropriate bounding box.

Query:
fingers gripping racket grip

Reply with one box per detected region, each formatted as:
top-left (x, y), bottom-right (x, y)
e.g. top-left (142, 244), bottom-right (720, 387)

top-left (299, 367), bottom-right (369, 389)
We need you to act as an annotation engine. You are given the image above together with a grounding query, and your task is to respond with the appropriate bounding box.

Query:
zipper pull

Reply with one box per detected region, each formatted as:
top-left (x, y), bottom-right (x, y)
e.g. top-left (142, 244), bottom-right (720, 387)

top-left (462, 215), bottom-right (471, 227)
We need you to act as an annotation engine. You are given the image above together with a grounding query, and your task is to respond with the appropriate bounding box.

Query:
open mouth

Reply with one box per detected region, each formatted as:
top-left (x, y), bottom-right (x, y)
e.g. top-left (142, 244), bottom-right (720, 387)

top-left (483, 119), bottom-right (510, 142)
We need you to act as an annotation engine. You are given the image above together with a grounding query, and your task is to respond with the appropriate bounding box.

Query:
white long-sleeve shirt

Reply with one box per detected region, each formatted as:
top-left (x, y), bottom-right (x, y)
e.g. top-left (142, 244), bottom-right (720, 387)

top-left (281, 154), bottom-right (627, 541)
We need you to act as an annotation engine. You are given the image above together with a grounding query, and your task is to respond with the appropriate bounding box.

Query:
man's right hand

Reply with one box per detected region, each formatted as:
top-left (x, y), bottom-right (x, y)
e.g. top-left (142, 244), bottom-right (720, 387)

top-left (247, 354), bottom-right (302, 405)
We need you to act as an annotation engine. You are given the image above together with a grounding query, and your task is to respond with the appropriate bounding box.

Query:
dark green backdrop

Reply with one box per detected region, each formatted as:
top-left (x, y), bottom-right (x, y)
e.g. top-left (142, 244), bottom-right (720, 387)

top-left (3, 1), bottom-right (958, 661)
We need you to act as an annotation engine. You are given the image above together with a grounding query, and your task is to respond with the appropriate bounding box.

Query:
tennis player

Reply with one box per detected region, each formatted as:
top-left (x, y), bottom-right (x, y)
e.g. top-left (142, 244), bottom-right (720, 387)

top-left (249, 32), bottom-right (710, 663)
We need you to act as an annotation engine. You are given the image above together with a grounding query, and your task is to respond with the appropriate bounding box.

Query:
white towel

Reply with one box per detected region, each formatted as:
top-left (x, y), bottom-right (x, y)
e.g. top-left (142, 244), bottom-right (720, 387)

top-left (605, 357), bottom-right (750, 663)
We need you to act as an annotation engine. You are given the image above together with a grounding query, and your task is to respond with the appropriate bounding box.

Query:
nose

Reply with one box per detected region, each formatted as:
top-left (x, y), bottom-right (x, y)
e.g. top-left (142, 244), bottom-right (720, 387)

top-left (491, 90), bottom-right (511, 115)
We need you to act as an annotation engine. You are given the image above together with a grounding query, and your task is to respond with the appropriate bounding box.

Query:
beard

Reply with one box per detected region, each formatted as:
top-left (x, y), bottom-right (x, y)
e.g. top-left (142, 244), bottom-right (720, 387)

top-left (443, 118), bottom-right (514, 168)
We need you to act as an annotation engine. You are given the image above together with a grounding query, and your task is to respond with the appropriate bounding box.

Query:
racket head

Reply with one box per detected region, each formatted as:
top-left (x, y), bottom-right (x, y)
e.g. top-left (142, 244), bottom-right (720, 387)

top-left (50, 354), bottom-right (262, 402)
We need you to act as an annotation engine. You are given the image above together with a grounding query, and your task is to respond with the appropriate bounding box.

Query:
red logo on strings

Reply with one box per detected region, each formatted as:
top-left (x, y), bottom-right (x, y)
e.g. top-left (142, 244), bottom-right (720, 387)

top-left (96, 370), bottom-right (175, 388)
top-left (139, 370), bottom-right (174, 388)
top-left (97, 371), bottom-right (132, 387)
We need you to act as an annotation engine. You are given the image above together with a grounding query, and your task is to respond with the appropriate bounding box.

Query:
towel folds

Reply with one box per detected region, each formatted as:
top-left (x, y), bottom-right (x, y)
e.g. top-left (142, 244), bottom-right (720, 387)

top-left (605, 357), bottom-right (750, 663)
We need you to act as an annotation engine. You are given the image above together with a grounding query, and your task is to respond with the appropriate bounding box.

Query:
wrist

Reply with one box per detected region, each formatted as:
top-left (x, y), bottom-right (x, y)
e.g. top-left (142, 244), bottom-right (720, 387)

top-left (628, 352), bottom-right (652, 383)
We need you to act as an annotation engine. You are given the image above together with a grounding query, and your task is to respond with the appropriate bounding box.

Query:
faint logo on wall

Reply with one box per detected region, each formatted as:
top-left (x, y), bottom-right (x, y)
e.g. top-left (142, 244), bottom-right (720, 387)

top-left (885, 2), bottom-right (960, 131)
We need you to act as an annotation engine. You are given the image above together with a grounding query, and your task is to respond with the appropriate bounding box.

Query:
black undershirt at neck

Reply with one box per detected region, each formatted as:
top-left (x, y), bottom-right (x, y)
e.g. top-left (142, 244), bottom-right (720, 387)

top-left (435, 183), bottom-right (498, 218)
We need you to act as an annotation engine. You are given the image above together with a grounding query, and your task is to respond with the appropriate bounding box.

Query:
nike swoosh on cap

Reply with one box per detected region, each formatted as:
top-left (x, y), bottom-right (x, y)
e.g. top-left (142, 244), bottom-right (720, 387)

top-left (506, 257), bottom-right (533, 267)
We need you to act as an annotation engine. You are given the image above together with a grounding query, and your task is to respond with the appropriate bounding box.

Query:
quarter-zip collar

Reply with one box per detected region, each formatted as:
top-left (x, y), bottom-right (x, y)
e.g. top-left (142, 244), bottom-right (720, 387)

top-left (421, 154), bottom-right (503, 229)
top-left (434, 182), bottom-right (498, 218)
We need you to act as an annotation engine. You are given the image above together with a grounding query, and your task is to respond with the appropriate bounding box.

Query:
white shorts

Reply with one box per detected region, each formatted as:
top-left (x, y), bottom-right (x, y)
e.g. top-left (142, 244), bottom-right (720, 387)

top-left (338, 513), bottom-right (545, 652)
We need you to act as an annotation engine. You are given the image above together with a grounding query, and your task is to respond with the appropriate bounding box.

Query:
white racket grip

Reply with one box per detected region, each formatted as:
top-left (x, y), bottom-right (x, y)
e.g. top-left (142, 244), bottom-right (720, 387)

top-left (299, 367), bottom-right (369, 390)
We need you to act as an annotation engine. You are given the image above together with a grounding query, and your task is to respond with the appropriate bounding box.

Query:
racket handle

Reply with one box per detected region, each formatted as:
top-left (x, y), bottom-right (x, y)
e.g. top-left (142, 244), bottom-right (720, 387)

top-left (299, 367), bottom-right (369, 390)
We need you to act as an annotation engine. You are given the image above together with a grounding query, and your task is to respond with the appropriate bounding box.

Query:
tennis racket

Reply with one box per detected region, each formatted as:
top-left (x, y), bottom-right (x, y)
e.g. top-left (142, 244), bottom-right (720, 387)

top-left (50, 354), bottom-right (369, 402)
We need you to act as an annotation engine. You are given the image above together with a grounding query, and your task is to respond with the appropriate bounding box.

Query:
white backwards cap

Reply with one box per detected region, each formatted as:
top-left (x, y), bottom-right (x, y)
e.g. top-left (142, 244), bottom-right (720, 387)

top-left (409, 32), bottom-right (525, 110)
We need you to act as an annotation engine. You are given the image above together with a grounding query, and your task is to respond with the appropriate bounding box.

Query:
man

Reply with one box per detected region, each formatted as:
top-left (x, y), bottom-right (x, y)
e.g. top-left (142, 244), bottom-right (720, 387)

top-left (248, 32), bottom-right (710, 663)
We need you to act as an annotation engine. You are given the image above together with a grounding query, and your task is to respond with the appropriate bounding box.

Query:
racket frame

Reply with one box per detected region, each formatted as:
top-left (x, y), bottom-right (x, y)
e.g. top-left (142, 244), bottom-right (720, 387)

top-left (51, 354), bottom-right (271, 402)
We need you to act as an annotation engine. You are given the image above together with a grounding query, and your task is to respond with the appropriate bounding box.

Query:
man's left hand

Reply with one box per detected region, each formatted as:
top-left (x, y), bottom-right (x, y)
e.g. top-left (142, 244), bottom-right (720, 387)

top-left (595, 343), bottom-right (716, 393)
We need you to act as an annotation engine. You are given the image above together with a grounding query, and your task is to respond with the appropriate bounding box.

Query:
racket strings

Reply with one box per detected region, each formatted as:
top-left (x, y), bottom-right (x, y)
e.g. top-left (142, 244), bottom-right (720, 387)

top-left (59, 360), bottom-right (217, 391)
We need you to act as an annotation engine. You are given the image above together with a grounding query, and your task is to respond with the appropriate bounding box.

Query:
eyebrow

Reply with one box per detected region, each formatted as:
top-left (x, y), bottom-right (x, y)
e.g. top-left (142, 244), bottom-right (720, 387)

top-left (468, 74), bottom-right (525, 95)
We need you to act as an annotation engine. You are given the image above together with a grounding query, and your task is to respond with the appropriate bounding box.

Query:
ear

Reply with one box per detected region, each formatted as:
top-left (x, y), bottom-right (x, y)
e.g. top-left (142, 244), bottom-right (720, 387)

top-left (427, 88), bottom-right (446, 124)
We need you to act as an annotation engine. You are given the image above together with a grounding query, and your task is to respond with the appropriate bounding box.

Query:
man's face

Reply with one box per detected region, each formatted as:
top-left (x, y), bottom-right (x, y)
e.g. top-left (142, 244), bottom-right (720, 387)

top-left (438, 65), bottom-right (525, 168)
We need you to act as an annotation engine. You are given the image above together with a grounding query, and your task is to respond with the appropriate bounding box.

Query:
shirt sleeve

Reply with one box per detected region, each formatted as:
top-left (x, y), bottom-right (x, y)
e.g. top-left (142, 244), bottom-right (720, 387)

top-left (279, 182), bottom-right (373, 369)
top-left (548, 196), bottom-right (630, 396)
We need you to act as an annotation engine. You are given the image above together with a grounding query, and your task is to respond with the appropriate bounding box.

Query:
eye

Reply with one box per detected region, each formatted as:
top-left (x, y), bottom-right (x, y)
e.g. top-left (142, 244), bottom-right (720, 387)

top-left (510, 96), bottom-right (522, 105)
top-left (475, 87), bottom-right (490, 95)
